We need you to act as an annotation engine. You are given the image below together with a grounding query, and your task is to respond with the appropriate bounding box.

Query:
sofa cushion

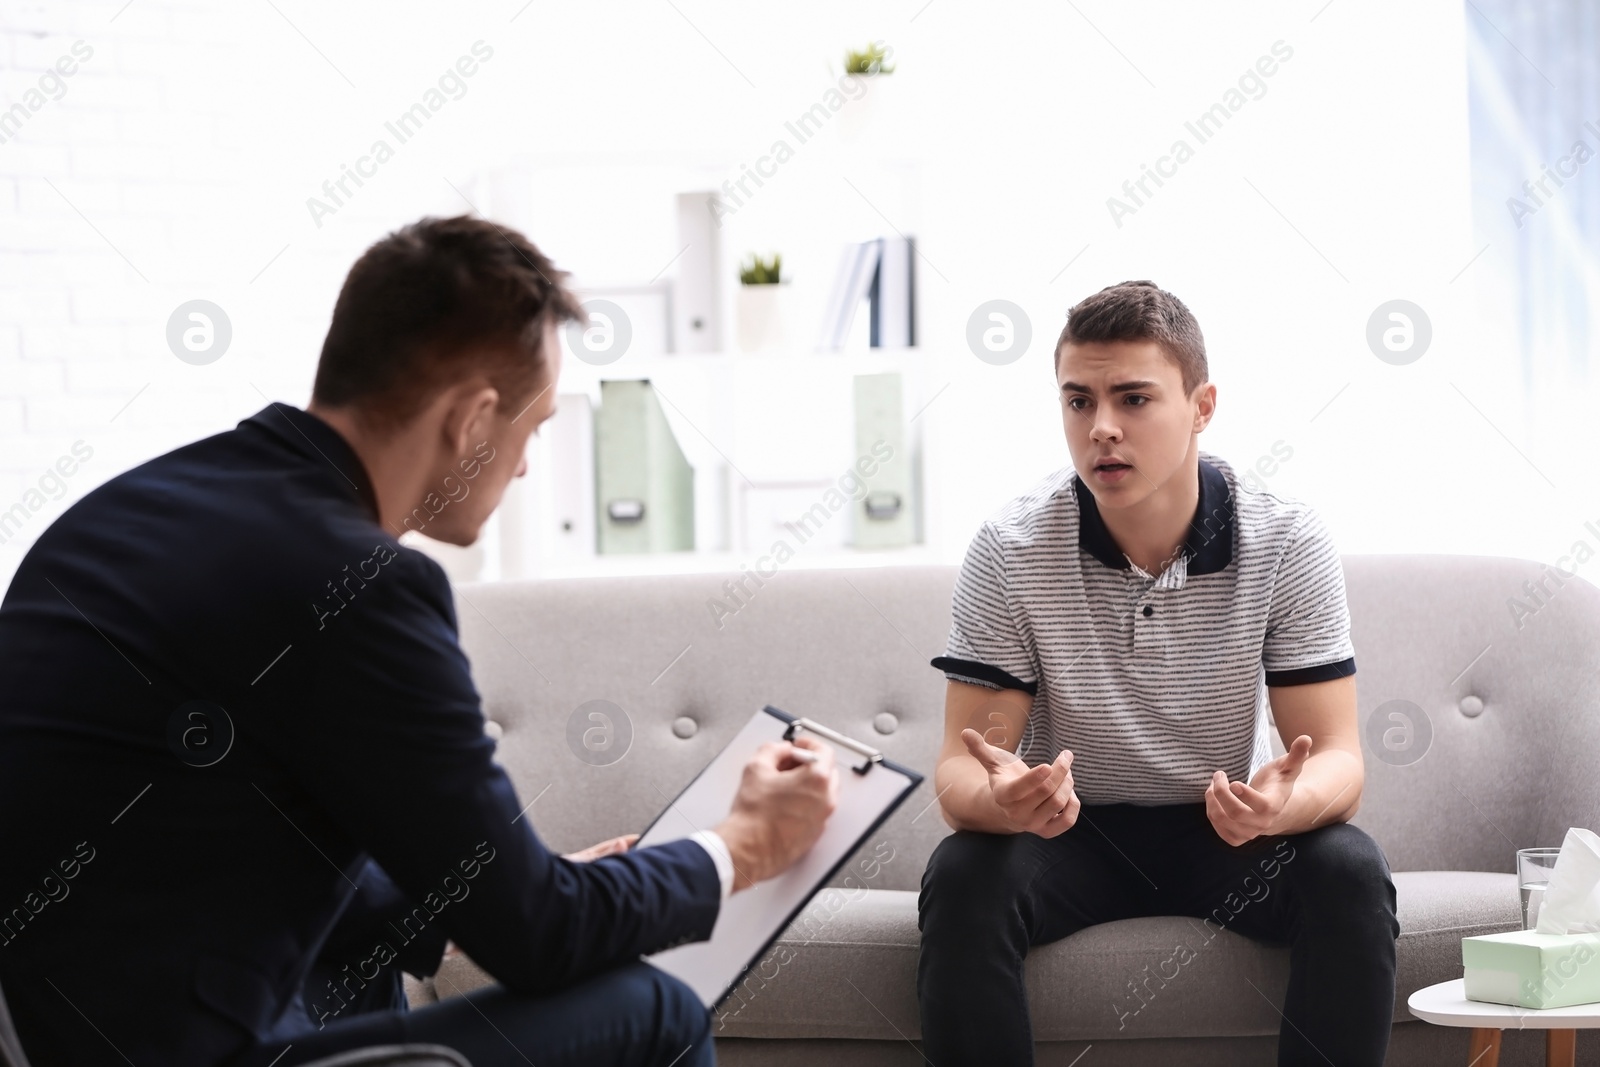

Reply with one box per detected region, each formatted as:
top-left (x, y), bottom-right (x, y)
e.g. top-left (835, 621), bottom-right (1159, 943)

top-left (431, 870), bottom-right (1521, 1041)
top-left (402, 973), bottom-right (435, 1009)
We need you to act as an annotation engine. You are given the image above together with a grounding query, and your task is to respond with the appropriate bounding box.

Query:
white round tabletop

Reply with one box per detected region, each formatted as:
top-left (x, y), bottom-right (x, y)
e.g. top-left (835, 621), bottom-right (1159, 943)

top-left (1409, 979), bottom-right (1600, 1029)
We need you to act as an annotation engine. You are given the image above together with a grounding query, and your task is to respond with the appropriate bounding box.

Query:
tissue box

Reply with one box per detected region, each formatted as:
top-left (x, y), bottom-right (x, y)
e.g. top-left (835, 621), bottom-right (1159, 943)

top-left (1462, 930), bottom-right (1600, 1008)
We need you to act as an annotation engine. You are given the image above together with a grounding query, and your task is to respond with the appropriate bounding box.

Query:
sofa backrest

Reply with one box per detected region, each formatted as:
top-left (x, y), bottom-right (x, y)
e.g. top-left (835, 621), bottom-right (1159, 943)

top-left (1339, 554), bottom-right (1600, 871)
top-left (455, 554), bottom-right (1600, 890)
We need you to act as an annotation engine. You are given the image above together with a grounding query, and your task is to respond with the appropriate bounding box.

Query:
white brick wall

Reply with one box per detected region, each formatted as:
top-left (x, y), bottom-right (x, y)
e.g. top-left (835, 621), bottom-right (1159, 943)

top-left (0, 0), bottom-right (1558, 593)
top-left (0, 1), bottom-right (361, 587)
top-left (0, 0), bottom-right (526, 589)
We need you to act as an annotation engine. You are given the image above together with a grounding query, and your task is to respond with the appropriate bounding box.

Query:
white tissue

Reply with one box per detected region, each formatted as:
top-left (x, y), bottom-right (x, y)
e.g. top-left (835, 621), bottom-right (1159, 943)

top-left (1535, 827), bottom-right (1600, 935)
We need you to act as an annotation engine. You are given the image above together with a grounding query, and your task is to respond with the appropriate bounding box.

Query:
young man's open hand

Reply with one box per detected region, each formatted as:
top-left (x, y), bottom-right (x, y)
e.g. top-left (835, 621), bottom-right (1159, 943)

top-left (960, 729), bottom-right (1080, 838)
top-left (1205, 734), bottom-right (1313, 846)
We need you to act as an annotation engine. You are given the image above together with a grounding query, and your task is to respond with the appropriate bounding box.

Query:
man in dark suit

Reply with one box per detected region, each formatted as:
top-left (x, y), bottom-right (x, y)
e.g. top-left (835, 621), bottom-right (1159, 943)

top-left (0, 215), bottom-right (839, 1066)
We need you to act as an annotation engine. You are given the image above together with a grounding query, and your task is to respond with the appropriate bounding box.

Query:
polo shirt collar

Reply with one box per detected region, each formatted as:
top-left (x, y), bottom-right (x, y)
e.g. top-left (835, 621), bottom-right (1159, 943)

top-left (241, 403), bottom-right (381, 522)
top-left (1071, 457), bottom-right (1234, 577)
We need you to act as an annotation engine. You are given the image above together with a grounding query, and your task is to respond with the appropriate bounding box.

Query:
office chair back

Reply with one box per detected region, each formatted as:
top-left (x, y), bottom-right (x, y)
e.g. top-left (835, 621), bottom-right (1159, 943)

top-left (0, 979), bottom-right (467, 1067)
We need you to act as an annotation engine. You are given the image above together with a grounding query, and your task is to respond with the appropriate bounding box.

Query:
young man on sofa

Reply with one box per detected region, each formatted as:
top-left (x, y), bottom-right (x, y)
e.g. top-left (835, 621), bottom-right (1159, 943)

top-left (0, 215), bottom-right (839, 1067)
top-left (918, 281), bottom-right (1399, 1066)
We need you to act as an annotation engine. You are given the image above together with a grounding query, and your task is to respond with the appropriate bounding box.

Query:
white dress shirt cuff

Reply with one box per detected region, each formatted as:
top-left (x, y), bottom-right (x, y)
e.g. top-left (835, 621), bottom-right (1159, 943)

top-left (687, 829), bottom-right (734, 902)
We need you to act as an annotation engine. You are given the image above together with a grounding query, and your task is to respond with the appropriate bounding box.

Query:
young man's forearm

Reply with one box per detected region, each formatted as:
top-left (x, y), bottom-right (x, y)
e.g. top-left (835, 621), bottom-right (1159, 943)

top-left (1266, 749), bottom-right (1363, 836)
top-left (936, 757), bottom-right (1018, 834)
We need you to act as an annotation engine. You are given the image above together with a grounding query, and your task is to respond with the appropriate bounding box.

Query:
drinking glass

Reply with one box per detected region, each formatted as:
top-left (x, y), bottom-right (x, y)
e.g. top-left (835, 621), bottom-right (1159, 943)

top-left (1518, 847), bottom-right (1562, 930)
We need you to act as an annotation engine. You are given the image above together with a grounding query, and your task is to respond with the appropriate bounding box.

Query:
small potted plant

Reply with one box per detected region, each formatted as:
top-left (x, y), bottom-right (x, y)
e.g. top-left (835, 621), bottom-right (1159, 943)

top-left (837, 40), bottom-right (896, 144)
top-left (844, 42), bottom-right (895, 76)
top-left (736, 253), bottom-right (787, 354)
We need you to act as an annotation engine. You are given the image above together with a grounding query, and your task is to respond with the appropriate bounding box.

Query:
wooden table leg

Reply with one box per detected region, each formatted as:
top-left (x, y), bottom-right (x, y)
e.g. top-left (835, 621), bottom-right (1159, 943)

top-left (1468, 1027), bottom-right (1502, 1067)
top-left (1546, 1028), bottom-right (1576, 1067)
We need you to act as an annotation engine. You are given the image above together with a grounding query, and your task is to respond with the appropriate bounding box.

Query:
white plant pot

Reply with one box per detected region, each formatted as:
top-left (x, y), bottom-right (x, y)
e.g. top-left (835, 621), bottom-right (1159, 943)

top-left (835, 72), bottom-right (894, 146)
top-left (736, 284), bottom-right (788, 354)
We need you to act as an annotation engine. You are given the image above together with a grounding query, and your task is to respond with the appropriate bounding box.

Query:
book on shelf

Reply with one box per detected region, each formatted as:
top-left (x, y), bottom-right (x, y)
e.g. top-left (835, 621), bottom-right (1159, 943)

top-left (870, 236), bottom-right (916, 349)
top-left (818, 236), bottom-right (916, 351)
top-left (818, 239), bottom-right (880, 351)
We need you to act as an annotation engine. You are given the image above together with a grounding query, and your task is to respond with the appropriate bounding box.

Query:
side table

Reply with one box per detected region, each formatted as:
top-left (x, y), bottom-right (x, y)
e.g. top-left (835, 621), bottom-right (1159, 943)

top-left (1408, 978), bottom-right (1599, 1066)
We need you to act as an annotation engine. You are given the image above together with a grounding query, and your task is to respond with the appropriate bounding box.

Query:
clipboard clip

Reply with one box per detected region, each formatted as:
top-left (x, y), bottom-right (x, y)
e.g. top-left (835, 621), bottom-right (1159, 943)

top-left (782, 717), bottom-right (884, 776)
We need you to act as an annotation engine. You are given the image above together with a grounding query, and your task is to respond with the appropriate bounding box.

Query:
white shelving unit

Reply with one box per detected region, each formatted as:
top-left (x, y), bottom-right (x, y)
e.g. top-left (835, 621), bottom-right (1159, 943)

top-left (503, 344), bottom-right (955, 581)
top-left (412, 351), bottom-right (959, 586)
top-left (522, 543), bottom-right (950, 583)
top-left (406, 155), bottom-right (945, 585)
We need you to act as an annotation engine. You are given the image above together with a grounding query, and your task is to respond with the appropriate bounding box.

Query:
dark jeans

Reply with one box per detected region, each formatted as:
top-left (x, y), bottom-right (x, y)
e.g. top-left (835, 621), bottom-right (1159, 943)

top-left (917, 802), bottom-right (1399, 1067)
top-left (229, 961), bottom-right (714, 1067)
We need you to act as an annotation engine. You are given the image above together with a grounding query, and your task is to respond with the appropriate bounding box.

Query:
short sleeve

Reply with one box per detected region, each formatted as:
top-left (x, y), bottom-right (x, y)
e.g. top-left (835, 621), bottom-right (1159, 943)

top-left (1261, 508), bottom-right (1357, 686)
top-left (930, 521), bottom-right (1039, 695)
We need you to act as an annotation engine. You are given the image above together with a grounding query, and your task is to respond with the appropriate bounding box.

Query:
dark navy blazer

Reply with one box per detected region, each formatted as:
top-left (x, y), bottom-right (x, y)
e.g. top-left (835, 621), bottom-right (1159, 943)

top-left (0, 404), bottom-right (721, 1066)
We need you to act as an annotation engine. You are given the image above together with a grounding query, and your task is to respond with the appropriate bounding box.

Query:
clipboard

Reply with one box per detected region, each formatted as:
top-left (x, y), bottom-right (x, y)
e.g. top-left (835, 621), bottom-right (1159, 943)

top-left (634, 704), bottom-right (924, 1009)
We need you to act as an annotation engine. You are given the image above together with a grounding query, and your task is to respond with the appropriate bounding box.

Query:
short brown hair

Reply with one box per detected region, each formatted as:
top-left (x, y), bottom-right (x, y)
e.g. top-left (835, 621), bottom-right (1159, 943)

top-left (312, 214), bottom-right (586, 430)
top-left (1055, 280), bottom-right (1208, 396)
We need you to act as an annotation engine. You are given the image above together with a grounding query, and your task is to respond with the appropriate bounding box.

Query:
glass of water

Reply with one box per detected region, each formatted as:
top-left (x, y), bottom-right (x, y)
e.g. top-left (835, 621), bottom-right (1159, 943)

top-left (1518, 847), bottom-right (1562, 930)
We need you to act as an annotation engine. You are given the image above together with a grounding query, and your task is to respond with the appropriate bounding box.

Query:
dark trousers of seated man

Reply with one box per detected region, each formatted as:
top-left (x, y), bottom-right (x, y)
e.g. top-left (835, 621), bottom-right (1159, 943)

top-left (918, 801), bottom-right (1399, 1067)
top-left (227, 962), bottom-right (713, 1067)
top-left (223, 860), bottom-right (716, 1067)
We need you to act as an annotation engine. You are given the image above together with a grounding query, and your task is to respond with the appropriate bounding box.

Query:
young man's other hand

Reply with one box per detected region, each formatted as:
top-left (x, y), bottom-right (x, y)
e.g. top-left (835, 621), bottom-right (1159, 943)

top-left (1205, 734), bottom-right (1313, 846)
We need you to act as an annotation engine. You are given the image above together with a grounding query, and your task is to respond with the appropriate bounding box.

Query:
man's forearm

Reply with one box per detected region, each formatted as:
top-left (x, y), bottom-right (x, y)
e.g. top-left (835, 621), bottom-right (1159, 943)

top-left (1266, 749), bottom-right (1362, 836)
top-left (936, 757), bottom-right (1017, 835)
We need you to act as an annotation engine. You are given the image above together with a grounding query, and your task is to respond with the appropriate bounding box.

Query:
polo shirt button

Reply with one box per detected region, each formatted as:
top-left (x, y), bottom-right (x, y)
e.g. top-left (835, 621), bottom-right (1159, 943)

top-left (1142, 605), bottom-right (1153, 617)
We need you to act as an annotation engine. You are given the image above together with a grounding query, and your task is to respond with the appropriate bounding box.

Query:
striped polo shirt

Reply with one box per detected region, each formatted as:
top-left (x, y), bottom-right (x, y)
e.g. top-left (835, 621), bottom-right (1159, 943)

top-left (931, 449), bottom-right (1356, 806)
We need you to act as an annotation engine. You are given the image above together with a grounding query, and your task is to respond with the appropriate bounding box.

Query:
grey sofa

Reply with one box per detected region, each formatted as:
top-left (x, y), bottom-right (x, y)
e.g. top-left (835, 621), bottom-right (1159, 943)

top-left (405, 555), bottom-right (1600, 1066)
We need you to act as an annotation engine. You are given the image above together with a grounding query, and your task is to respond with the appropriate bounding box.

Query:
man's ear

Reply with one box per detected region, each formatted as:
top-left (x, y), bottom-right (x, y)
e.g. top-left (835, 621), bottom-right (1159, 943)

top-left (1192, 381), bottom-right (1216, 432)
top-left (443, 383), bottom-right (499, 459)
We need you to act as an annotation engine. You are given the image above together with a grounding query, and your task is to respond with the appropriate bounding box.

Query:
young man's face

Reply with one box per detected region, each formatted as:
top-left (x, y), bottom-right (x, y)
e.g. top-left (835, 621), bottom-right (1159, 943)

top-left (427, 322), bottom-right (562, 546)
top-left (1055, 338), bottom-right (1210, 509)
